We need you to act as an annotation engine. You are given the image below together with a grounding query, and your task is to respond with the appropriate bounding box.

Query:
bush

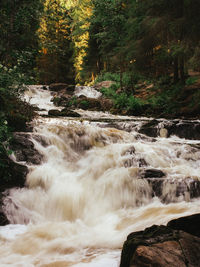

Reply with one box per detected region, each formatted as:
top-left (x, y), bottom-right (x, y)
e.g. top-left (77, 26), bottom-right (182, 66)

top-left (79, 100), bottom-right (89, 109)
top-left (100, 86), bottom-right (117, 98)
top-left (185, 76), bottom-right (198, 86)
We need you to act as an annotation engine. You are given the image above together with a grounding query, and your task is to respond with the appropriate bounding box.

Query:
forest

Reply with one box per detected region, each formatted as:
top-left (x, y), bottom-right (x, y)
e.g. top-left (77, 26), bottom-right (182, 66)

top-left (0, 0), bottom-right (200, 178)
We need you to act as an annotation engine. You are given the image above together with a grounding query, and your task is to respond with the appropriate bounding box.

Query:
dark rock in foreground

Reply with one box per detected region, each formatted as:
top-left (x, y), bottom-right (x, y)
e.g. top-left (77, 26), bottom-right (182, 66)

top-left (120, 215), bottom-right (200, 267)
top-left (10, 133), bottom-right (44, 165)
top-left (0, 154), bottom-right (28, 226)
top-left (167, 213), bottom-right (200, 238)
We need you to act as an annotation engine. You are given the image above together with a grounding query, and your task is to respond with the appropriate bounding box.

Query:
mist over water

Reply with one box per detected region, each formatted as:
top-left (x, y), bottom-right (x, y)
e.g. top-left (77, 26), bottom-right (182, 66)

top-left (0, 86), bottom-right (200, 266)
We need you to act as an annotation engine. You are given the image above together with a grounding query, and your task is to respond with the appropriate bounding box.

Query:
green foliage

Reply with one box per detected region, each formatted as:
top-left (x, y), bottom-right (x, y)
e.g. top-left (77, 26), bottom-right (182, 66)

top-left (100, 86), bottom-right (117, 98)
top-left (96, 72), bottom-right (121, 83)
top-left (79, 100), bottom-right (89, 109)
top-left (185, 76), bottom-right (198, 86)
top-left (0, 0), bottom-right (43, 77)
top-left (114, 93), bottom-right (144, 114)
top-left (68, 96), bottom-right (78, 107)
top-left (147, 83), bottom-right (181, 114)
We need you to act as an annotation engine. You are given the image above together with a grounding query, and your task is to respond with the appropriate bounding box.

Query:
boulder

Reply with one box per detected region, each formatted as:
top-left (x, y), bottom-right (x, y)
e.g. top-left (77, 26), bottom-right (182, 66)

top-left (60, 108), bottom-right (81, 117)
top-left (120, 224), bottom-right (200, 267)
top-left (49, 83), bottom-right (76, 94)
top-left (77, 97), bottom-right (102, 110)
top-left (100, 97), bottom-right (113, 111)
top-left (167, 213), bottom-right (200, 238)
top-left (139, 119), bottom-right (200, 140)
top-left (0, 155), bottom-right (28, 226)
top-left (141, 168), bottom-right (165, 178)
top-left (49, 83), bottom-right (68, 91)
top-left (139, 120), bottom-right (159, 137)
top-left (52, 94), bottom-right (72, 107)
top-left (48, 109), bottom-right (63, 116)
top-left (48, 108), bottom-right (80, 117)
top-left (146, 178), bottom-right (200, 200)
top-left (10, 133), bottom-right (44, 165)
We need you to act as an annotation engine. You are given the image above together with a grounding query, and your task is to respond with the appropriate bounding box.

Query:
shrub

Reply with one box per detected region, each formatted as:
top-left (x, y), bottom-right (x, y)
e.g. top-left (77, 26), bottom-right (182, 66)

top-left (79, 100), bottom-right (89, 109)
top-left (185, 76), bottom-right (198, 86)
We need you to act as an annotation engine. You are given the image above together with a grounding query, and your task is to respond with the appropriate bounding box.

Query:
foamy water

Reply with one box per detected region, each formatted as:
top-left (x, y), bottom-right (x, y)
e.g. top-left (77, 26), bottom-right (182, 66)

top-left (1, 86), bottom-right (200, 266)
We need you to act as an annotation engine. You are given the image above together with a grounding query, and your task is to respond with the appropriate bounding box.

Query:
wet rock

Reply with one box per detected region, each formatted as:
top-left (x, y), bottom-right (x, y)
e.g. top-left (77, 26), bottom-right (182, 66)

top-left (0, 210), bottom-right (9, 225)
top-left (52, 94), bottom-right (72, 107)
top-left (48, 109), bottom-right (80, 117)
top-left (147, 178), bottom-right (200, 201)
top-left (139, 119), bottom-right (159, 137)
top-left (0, 155), bottom-right (28, 226)
top-left (147, 178), bottom-right (163, 197)
top-left (60, 108), bottom-right (81, 117)
top-left (10, 133), bottom-right (43, 165)
top-left (49, 83), bottom-right (75, 95)
top-left (49, 83), bottom-right (67, 91)
top-left (166, 121), bottom-right (200, 140)
top-left (77, 97), bottom-right (102, 110)
top-left (139, 119), bottom-right (200, 140)
top-left (42, 85), bottom-right (48, 90)
top-left (48, 109), bottom-right (61, 116)
top-left (120, 225), bottom-right (200, 267)
top-left (167, 213), bottom-right (200, 238)
top-left (142, 168), bottom-right (165, 178)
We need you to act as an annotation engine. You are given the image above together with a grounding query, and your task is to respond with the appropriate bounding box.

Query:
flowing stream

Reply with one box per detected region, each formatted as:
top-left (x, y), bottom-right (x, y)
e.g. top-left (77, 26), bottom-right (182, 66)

top-left (0, 85), bottom-right (200, 266)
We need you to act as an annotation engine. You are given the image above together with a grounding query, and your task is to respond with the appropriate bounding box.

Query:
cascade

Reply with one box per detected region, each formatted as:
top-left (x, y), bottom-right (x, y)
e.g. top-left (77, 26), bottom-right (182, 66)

top-left (0, 85), bottom-right (200, 266)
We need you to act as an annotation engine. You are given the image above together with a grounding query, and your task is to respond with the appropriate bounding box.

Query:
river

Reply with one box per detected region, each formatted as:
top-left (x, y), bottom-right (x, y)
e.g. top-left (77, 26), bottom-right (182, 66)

top-left (0, 85), bottom-right (200, 266)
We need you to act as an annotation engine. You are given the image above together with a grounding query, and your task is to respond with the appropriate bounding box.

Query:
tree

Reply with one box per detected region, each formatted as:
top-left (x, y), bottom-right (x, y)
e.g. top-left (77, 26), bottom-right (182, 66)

top-left (0, 0), bottom-right (43, 75)
top-left (84, 0), bottom-right (127, 84)
top-left (37, 0), bottom-right (75, 84)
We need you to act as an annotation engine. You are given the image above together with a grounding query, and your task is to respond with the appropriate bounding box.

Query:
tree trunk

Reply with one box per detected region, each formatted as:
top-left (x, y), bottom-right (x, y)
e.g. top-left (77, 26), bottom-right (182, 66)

top-left (173, 57), bottom-right (179, 83)
top-left (179, 55), bottom-right (185, 84)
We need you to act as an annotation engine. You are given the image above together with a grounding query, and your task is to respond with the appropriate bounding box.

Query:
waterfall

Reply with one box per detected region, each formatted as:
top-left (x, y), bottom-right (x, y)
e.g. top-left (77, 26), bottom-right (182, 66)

top-left (0, 86), bottom-right (199, 266)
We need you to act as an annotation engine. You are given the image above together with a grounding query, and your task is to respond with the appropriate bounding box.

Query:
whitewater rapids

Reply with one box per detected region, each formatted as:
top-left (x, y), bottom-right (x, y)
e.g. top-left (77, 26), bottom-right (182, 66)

top-left (0, 86), bottom-right (200, 266)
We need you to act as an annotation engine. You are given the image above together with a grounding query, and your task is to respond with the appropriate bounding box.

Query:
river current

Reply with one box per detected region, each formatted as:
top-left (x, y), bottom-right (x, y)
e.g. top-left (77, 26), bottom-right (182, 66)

top-left (0, 85), bottom-right (200, 266)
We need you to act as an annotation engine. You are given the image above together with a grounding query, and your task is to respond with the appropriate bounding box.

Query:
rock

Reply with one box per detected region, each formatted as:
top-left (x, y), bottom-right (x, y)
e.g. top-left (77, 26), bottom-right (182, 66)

top-left (120, 224), bottom-right (200, 267)
top-left (49, 83), bottom-right (68, 91)
top-left (52, 94), bottom-right (72, 106)
top-left (139, 120), bottom-right (159, 137)
top-left (94, 81), bottom-right (115, 90)
top-left (166, 121), bottom-right (200, 140)
top-left (77, 97), bottom-right (102, 110)
top-left (0, 155), bottom-right (28, 226)
top-left (142, 168), bottom-right (165, 178)
top-left (49, 83), bottom-right (76, 94)
top-left (0, 210), bottom-right (9, 226)
top-left (10, 133), bottom-right (44, 165)
top-left (60, 108), bottom-right (81, 117)
top-left (100, 98), bottom-right (114, 111)
top-left (139, 119), bottom-right (200, 140)
top-left (146, 178), bottom-right (200, 200)
top-left (48, 108), bottom-right (80, 117)
top-left (167, 213), bottom-right (200, 238)
top-left (48, 109), bottom-right (62, 116)
top-left (42, 85), bottom-right (48, 90)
